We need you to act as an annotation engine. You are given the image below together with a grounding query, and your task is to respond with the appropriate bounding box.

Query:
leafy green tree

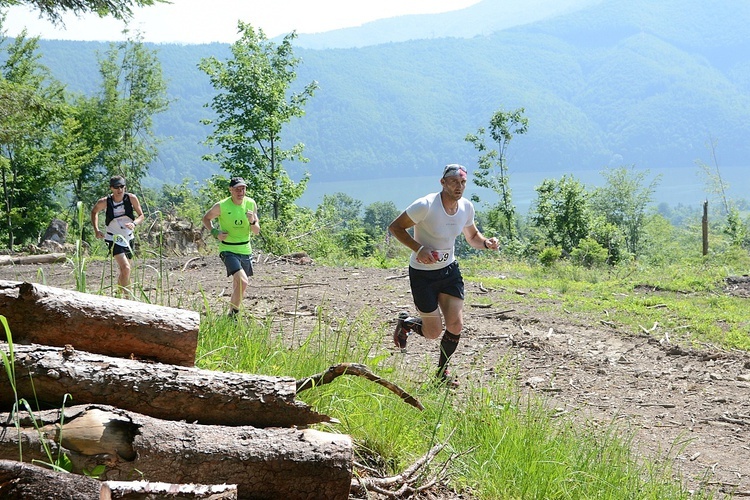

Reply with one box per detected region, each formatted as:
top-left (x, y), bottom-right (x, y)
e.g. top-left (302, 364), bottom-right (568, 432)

top-left (317, 192), bottom-right (362, 229)
top-left (151, 179), bottom-right (203, 221)
top-left (364, 200), bottom-right (399, 233)
top-left (724, 207), bottom-right (748, 248)
top-left (0, 0), bottom-right (167, 23)
top-left (69, 32), bottom-right (169, 206)
top-left (465, 107), bottom-right (528, 240)
top-left (199, 22), bottom-right (318, 222)
top-left (339, 221), bottom-right (370, 258)
top-left (570, 237), bottom-right (608, 268)
top-left (530, 175), bottom-right (590, 255)
top-left (590, 166), bottom-right (660, 258)
top-left (0, 30), bottom-right (67, 249)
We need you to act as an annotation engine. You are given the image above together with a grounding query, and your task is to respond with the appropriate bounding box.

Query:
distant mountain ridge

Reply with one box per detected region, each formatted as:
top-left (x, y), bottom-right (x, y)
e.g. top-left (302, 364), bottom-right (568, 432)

top-left (10, 0), bottom-right (750, 193)
top-left (291, 0), bottom-right (604, 49)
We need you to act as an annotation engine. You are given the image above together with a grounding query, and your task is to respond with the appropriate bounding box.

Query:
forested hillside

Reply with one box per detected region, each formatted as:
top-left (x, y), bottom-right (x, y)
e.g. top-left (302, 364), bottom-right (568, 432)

top-left (21, 0), bottom-right (750, 187)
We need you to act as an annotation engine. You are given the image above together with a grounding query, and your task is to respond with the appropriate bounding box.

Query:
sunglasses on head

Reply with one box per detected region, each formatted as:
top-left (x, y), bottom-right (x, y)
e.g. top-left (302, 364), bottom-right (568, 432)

top-left (443, 165), bottom-right (467, 178)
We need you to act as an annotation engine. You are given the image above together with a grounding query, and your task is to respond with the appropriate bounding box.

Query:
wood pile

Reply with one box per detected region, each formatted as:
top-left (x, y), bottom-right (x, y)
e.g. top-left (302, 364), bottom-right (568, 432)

top-left (0, 279), bottom-right (355, 499)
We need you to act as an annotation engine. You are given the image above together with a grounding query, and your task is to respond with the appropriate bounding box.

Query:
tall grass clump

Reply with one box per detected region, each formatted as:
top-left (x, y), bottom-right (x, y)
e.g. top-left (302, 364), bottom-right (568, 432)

top-left (68, 201), bottom-right (88, 292)
top-left (1, 315), bottom-right (74, 472)
top-left (449, 369), bottom-right (704, 499)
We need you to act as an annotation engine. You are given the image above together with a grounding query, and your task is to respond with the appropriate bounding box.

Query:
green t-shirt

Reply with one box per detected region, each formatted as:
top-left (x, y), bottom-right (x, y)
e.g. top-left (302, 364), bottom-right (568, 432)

top-left (217, 197), bottom-right (256, 255)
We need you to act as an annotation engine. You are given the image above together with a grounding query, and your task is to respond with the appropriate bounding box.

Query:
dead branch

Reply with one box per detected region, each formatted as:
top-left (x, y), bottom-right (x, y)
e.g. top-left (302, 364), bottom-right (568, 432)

top-left (296, 363), bottom-right (424, 411)
top-left (350, 433), bottom-right (471, 498)
top-left (477, 308), bottom-right (515, 318)
top-left (385, 274), bottom-right (409, 281)
top-left (0, 253), bottom-right (66, 266)
top-left (182, 256), bottom-right (202, 271)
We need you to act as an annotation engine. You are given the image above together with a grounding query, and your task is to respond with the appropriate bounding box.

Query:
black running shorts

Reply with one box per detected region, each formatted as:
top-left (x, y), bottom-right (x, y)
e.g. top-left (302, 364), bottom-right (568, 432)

top-left (408, 261), bottom-right (464, 313)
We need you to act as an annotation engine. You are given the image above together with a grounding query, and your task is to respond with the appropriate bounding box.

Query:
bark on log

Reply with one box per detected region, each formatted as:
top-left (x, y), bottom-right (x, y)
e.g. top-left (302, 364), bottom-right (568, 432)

top-left (0, 343), bottom-right (330, 428)
top-left (0, 253), bottom-right (66, 266)
top-left (0, 459), bottom-right (102, 499)
top-left (0, 460), bottom-right (241, 500)
top-left (0, 280), bottom-right (198, 366)
top-left (0, 405), bottom-right (353, 500)
top-left (102, 481), bottom-right (237, 499)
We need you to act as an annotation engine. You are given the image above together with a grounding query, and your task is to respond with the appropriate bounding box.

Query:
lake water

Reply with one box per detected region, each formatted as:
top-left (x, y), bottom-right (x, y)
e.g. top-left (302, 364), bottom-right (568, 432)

top-left (297, 165), bottom-right (747, 213)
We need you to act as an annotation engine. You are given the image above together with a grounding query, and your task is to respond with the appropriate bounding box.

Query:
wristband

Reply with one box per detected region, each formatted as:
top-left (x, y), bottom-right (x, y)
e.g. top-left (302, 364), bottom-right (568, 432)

top-left (416, 245), bottom-right (424, 254)
top-left (483, 239), bottom-right (490, 248)
top-left (211, 228), bottom-right (219, 238)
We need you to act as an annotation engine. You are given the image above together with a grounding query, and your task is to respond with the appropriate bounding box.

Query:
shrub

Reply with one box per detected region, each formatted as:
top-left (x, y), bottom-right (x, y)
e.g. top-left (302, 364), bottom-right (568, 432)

top-left (571, 237), bottom-right (608, 268)
top-left (539, 246), bottom-right (562, 267)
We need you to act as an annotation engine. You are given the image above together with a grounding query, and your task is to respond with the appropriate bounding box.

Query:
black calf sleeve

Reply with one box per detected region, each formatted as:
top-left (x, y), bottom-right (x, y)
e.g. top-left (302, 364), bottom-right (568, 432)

top-left (437, 330), bottom-right (461, 372)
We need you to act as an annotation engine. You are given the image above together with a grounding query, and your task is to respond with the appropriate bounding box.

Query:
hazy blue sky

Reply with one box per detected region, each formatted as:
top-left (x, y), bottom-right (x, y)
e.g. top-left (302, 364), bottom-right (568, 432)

top-left (3, 0), bottom-right (481, 44)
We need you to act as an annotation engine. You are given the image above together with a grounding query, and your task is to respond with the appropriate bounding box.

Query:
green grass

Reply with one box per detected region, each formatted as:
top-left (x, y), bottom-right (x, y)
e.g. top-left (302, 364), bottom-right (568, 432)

top-left (7, 236), bottom-right (745, 497)
top-left (463, 253), bottom-right (750, 351)
top-left (191, 259), bottom-right (733, 499)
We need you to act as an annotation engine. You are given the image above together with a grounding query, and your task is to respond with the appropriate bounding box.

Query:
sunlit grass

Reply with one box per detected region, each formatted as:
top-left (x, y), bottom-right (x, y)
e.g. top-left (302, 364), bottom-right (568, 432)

top-left (191, 293), bottom-right (706, 499)
top-left (463, 253), bottom-right (750, 351)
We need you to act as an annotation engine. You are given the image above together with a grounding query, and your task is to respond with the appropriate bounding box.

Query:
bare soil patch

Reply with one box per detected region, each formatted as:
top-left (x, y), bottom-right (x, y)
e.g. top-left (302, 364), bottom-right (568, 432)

top-left (2, 254), bottom-right (750, 498)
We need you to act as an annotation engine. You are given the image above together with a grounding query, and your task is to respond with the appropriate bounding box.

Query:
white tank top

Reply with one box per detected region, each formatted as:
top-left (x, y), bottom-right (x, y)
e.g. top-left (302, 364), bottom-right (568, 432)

top-left (405, 192), bottom-right (474, 271)
top-left (105, 199), bottom-right (134, 247)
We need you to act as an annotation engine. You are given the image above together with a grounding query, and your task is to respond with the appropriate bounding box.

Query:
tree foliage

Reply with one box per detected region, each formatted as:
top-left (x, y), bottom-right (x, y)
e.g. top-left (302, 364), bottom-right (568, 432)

top-left (466, 107), bottom-right (528, 240)
top-left (530, 175), bottom-right (590, 255)
top-left (68, 32), bottom-right (168, 209)
top-left (0, 0), bottom-right (167, 24)
top-left (199, 22), bottom-right (318, 222)
top-left (590, 166), bottom-right (661, 258)
top-left (0, 30), bottom-right (66, 249)
top-left (0, 28), bottom-right (167, 249)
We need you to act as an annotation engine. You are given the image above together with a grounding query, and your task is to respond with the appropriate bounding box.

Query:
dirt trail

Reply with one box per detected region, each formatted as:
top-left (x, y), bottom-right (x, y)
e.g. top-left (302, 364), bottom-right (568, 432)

top-left (2, 255), bottom-right (749, 497)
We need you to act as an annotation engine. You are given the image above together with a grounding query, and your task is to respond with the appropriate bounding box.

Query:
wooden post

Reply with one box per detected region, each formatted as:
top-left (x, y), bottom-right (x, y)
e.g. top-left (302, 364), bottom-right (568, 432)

top-left (702, 200), bottom-right (709, 256)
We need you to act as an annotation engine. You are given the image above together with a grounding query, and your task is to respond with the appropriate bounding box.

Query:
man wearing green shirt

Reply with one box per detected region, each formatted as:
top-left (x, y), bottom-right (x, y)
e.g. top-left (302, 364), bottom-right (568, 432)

top-left (202, 177), bottom-right (260, 317)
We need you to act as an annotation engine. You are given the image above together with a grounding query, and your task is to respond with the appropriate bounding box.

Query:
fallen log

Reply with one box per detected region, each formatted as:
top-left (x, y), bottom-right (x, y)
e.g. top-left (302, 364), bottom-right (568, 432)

top-left (0, 253), bottom-right (66, 266)
top-left (0, 459), bottom-right (102, 499)
top-left (102, 481), bottom-right (238, 499)
top-left (0, 280), bottom-right (198, 366)
top-left (0, 460), bottom-right (239, 499)
top-left (0, 405), bottom-right (353, 500)
top-left (0, 343), bottom-right (330, 428)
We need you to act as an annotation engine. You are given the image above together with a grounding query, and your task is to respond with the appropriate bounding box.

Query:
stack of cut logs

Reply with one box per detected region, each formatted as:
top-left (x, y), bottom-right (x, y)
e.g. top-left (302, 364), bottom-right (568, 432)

top-left (0, 280), bottom-right (353, 499)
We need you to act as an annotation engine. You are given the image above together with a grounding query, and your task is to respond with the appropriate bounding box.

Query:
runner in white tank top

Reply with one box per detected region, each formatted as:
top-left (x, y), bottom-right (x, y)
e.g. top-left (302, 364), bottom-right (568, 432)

top-left (388, 164), bottom-right (500, 387)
